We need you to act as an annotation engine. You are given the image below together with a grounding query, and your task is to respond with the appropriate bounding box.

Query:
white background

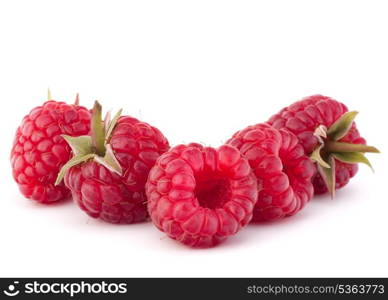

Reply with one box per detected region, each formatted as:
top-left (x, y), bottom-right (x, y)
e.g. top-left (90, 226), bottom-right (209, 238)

top-left (0, 0), bottom-right (387, 277)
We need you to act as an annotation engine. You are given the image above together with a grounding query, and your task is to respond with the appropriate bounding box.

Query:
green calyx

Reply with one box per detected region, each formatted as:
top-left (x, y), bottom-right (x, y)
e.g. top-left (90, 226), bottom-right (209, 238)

top-left (310, 111), bottom-right (380, 198)
top-left (55, 101), bottom-right (123, 185)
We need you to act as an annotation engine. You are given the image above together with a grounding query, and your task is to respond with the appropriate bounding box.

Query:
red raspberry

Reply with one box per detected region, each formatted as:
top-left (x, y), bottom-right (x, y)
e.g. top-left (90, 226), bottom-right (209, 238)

top-left (58, 102), bottom-right (169, 223)
top-left (268, 95), bottom-right (379, 195)
top-left (146, 143), bottom-right (258, 248)
top-left (11, 99), bottom-right (91, 203)
top-left (227, 123), bottom-right (314, 221)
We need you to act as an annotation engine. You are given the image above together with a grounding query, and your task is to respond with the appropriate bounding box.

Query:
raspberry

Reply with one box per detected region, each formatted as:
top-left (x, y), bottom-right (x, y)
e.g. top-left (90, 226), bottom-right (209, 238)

top-left (146, 143), bottom-right (258, 247)
top-left (227, 123), bottom-right (314, 221)
top-left (57, 101), bottom-right (169, 223)
top-left (11, 98), bottom-right (91, 203)
top-left (268, 95), bottom-right (379, 195)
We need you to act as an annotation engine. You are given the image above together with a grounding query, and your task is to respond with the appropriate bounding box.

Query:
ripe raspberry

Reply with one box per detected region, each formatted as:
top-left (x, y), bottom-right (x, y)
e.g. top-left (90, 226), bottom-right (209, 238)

top-left (57, 101), bottom-right (169, 223)
top-left (11, 97), bottom-right (91, 203)
top-left (146, 143), bottom-right (258, 248)
top-left (227, 123), bottom-right (314, 221)
top-left (268, 95), bottom-right (379, 195)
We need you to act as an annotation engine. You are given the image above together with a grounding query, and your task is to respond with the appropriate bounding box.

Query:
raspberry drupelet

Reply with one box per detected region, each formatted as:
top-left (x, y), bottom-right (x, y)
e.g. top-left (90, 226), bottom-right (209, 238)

top-left (146, 143), bottom-right (258, 247)
top-left (11, 95), bottom-right (91, 203)
top-left (227, 123), bottom-right (314, 221)
top-left (57, 101), bottom-right (169, 223)
top-left (268, 95), bottom-right (379, 196)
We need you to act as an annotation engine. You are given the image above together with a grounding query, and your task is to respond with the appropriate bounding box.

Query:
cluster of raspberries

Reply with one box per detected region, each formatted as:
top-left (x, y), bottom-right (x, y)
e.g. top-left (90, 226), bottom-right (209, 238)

top-left (11, 93), bottom-right (379, 248)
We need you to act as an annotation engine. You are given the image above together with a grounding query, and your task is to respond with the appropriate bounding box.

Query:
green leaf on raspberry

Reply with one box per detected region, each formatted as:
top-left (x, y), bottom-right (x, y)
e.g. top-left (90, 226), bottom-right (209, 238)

top-left (325, 141), bottom-right (379, 153)
top-left (327, 111), bottom-right (359, 141)
top-left (332, 152), bottom-right (374, 171)
top-left (62, 135), bottom-right (93, 156)
top-left (105, 108), bottom-right (122, 143)
top-left (104, 110), bottom-right (111, 136)
top-left (317, 155), bottom-right (336, 198)
top-left (310, 110), bottom-right (380, 197)
top-left (94, 144), bottom-right (122, 175)
top-left (56, 101), bottom-right (125, 185)
top-left (310, 144), bottom-right (331, 168)
top-left (55, 153), bottom-right (95, 185)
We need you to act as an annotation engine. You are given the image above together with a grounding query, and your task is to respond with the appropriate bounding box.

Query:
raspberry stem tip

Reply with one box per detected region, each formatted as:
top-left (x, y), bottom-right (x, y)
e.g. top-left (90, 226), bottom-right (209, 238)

top-left (47, 88), bottom-right (52, 100)
top-left (74, 93), bottom-right (80, 106)
top-left (91, 101), bottom-right (106, 157)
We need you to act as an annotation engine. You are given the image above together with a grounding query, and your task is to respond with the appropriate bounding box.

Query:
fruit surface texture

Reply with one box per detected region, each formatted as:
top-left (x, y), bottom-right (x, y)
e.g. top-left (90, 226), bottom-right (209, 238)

top-left (227, 123), bottom-right (314, 221)
top-left (11, 100), bottom-right (91, 203)
top-left (62, 104), bottom-right (170, 223)
top-left (146, 143), bottom-right (258, 247)
top-left (267, 95), bottom-right (377, 195)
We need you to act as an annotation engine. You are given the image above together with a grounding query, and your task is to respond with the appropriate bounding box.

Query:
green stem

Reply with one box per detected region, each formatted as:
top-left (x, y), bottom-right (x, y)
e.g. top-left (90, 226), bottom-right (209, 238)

top-left (325, 141), bottom-right (380, 153)
top-left (91, 101), bottom-right (106, 156)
